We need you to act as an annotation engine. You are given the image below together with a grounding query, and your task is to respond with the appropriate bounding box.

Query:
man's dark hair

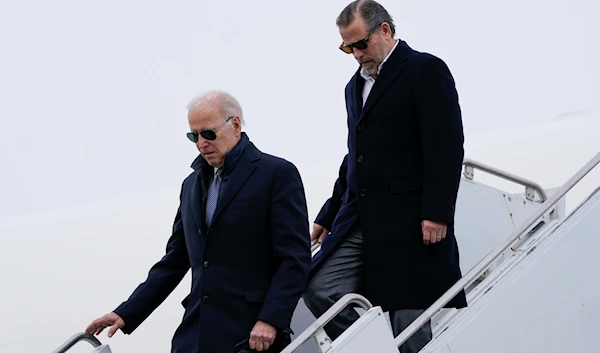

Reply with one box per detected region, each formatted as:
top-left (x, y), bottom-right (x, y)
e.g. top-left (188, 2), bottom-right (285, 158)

top-left (336, 0), bottom-right (396, 36)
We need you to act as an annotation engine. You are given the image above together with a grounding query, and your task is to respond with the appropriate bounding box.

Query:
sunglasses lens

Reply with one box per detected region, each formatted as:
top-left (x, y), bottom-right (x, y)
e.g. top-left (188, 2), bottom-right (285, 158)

top-left (200, 130), bottom-right (217, 141)
top-left (187, 132), bottom-right (198, 143)
top-left (340, 45), bottom-right (353, 54)
top-left (353, 40), bottom-right (368, 50)
top-left (339, 39), bottom-right (368, 54)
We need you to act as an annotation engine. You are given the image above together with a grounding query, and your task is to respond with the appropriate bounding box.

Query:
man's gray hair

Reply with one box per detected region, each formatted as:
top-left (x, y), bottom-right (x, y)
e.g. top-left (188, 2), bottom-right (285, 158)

top-left (187, 90), bottom-right (245, 125)
top-left (336, 0), bottom-right (396, 36)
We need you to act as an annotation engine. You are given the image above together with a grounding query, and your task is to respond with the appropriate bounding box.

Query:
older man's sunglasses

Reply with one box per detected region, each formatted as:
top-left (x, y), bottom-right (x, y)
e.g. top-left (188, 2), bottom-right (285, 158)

top-left (339, 23), bottom-right (383, 54)
top-left (187, 116), bottom-right (233, 142)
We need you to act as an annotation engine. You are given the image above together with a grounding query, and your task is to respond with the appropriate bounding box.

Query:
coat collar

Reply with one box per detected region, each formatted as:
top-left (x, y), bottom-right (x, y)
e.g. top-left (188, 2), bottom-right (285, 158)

top-left (188, 132), bottom-right (261, 229)
top-left (352, 40), bottom-right (413, 121)
top-left (190, 132), bottom-right (251, 176)
top-left (211, 141), bottom-right (260, 222)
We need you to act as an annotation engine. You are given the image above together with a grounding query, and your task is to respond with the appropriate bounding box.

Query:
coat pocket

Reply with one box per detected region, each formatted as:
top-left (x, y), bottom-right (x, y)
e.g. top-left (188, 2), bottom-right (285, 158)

top-left (389, 177), bottom-right (422, 194)
top-left (244, 290), bottom-right (268, 303)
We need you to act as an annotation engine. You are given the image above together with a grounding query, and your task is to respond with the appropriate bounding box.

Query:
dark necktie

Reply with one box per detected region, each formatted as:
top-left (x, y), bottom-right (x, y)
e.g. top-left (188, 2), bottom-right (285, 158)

top-left (205, 168), bottom-right (222, 228)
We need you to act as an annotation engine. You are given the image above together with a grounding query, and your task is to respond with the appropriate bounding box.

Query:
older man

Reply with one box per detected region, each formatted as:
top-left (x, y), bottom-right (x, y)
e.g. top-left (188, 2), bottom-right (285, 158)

top-left (85, 90), bottom-right (311, 353)
top-left (303, 1), bottom-right (467, 353)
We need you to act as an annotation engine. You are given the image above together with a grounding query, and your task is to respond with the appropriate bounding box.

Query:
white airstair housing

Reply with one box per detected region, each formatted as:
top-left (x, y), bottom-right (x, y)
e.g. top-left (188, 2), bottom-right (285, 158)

top-left (52, 151), bottom-right (600, 353)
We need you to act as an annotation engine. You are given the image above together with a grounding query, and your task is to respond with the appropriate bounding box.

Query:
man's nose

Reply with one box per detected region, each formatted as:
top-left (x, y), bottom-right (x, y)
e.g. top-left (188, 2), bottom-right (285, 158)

top-left (196, 138), bottom-right (209, 148)
top-left (353, 49), bottom-right (364, 61)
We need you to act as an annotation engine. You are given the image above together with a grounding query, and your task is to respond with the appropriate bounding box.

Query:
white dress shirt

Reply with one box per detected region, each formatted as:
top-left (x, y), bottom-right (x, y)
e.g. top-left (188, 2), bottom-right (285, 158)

top-left (360, 39), bottom-right (399, 107)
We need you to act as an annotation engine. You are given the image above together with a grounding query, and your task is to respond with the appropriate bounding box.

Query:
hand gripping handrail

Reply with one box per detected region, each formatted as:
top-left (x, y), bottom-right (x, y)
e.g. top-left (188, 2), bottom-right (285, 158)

top-left (310, 239), bottom-right (320, 253)
top-left (51, 332), bottom-right (102, 353)
top-left (462, 158), bottom-right (548, 202)
top-left (394, 150), bottom-right (600, 348)
top-left (309, 160), bottom-right (547, 256)
top-left (281, 293), bottom-right (373, 353)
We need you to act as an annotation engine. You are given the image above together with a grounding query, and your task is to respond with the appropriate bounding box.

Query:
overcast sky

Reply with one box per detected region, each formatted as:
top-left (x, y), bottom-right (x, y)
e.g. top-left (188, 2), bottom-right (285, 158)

top-left (1, 0), bottom-right (598, 220)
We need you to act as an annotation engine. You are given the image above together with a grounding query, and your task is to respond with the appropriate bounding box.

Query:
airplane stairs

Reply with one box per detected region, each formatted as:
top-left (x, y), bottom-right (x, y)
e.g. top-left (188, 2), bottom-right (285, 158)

top-left (52, 151), bottom-right (600, 353)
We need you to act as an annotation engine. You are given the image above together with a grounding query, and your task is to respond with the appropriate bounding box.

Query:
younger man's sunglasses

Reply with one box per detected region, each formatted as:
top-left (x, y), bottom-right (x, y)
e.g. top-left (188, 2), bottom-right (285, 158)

top-left (187, 116), bottom-right (233, 142)
top-left (339, 23), bottom-right (383, 54)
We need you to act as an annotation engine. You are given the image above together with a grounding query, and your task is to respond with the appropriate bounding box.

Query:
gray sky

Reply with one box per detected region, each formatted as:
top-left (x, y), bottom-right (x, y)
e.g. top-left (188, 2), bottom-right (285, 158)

top-left (1, 0), bottom-right (598, 220)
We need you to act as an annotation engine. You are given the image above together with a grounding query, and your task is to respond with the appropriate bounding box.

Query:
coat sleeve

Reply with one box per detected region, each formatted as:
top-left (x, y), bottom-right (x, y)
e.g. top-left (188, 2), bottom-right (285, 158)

top-left (258, 161), bottom-right (311, 330)
top-left (414, 55), bottom-right (465, 226)
top-left (113, 182), bottom-right (191, 334)
top-left (314, 154), bottom-right (349, 230)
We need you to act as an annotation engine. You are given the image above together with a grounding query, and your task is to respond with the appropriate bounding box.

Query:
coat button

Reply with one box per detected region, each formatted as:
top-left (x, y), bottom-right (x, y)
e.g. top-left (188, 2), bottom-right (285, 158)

top-left (202, 295), bottom-right (209, 303)
top-left (357, 155), bottom-right (364, 163)
top-left (357, 123), bottom-right (365, 130)
top-left (360, 189), bottom-right (367, 197)
top-left (203, 261), bottom-right (210, 268)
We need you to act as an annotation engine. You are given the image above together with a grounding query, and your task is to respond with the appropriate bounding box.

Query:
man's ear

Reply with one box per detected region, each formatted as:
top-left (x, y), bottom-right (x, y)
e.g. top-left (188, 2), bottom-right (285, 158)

top-left (382, 22), bottom-right (392, 37)
top-left (232, 116), bottom-right (243, 135)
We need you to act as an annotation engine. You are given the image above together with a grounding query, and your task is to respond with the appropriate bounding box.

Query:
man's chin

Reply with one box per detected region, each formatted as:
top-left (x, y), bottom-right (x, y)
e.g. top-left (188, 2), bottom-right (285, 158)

top-left (208, 159), bottom-right (224, 169)
top-left (360, 63), bottom-right (377, 75)
top-left (203, 154), bottom-right (221, 167)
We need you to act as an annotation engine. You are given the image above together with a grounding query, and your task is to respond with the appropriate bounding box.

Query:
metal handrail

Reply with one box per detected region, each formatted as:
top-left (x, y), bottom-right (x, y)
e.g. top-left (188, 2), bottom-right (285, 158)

top-left (281, 293), bottom-right (373, 353)
top-left (310, 239), bottom-right (320, 253)
top-left (310, 159), bottom-right (547, 255)
top-left (462, 158), bottom-right (548, 202)
top-left (52, 332), bottom-right (102, 353)
top-left (394, 150), bottom-right (600, 348)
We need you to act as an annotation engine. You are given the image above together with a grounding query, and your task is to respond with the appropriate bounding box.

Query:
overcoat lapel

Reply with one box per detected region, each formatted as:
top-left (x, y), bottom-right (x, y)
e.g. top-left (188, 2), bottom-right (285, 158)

top-left (359, 40), bottom-right (412, 122)
top-left (211, 144), bottom-right (260, 223)
top-left (189, 161), bottom-right (210, 229)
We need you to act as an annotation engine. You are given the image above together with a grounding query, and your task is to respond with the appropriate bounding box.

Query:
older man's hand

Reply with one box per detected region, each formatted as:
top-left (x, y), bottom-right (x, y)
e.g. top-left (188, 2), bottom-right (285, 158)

top-left (422, 220), bottom-right (447, 245)
top-left (85, 312), bottom-right (125, 338)
top-left (249, 320), bottom-right (277, 351)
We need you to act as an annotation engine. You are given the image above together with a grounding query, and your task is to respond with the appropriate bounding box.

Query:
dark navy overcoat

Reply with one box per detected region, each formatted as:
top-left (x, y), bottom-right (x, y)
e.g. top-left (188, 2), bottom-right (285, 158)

top-left (114, 133), bottom-right (311, 353)
top-left (312, 40), bottom-right (468, 311)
